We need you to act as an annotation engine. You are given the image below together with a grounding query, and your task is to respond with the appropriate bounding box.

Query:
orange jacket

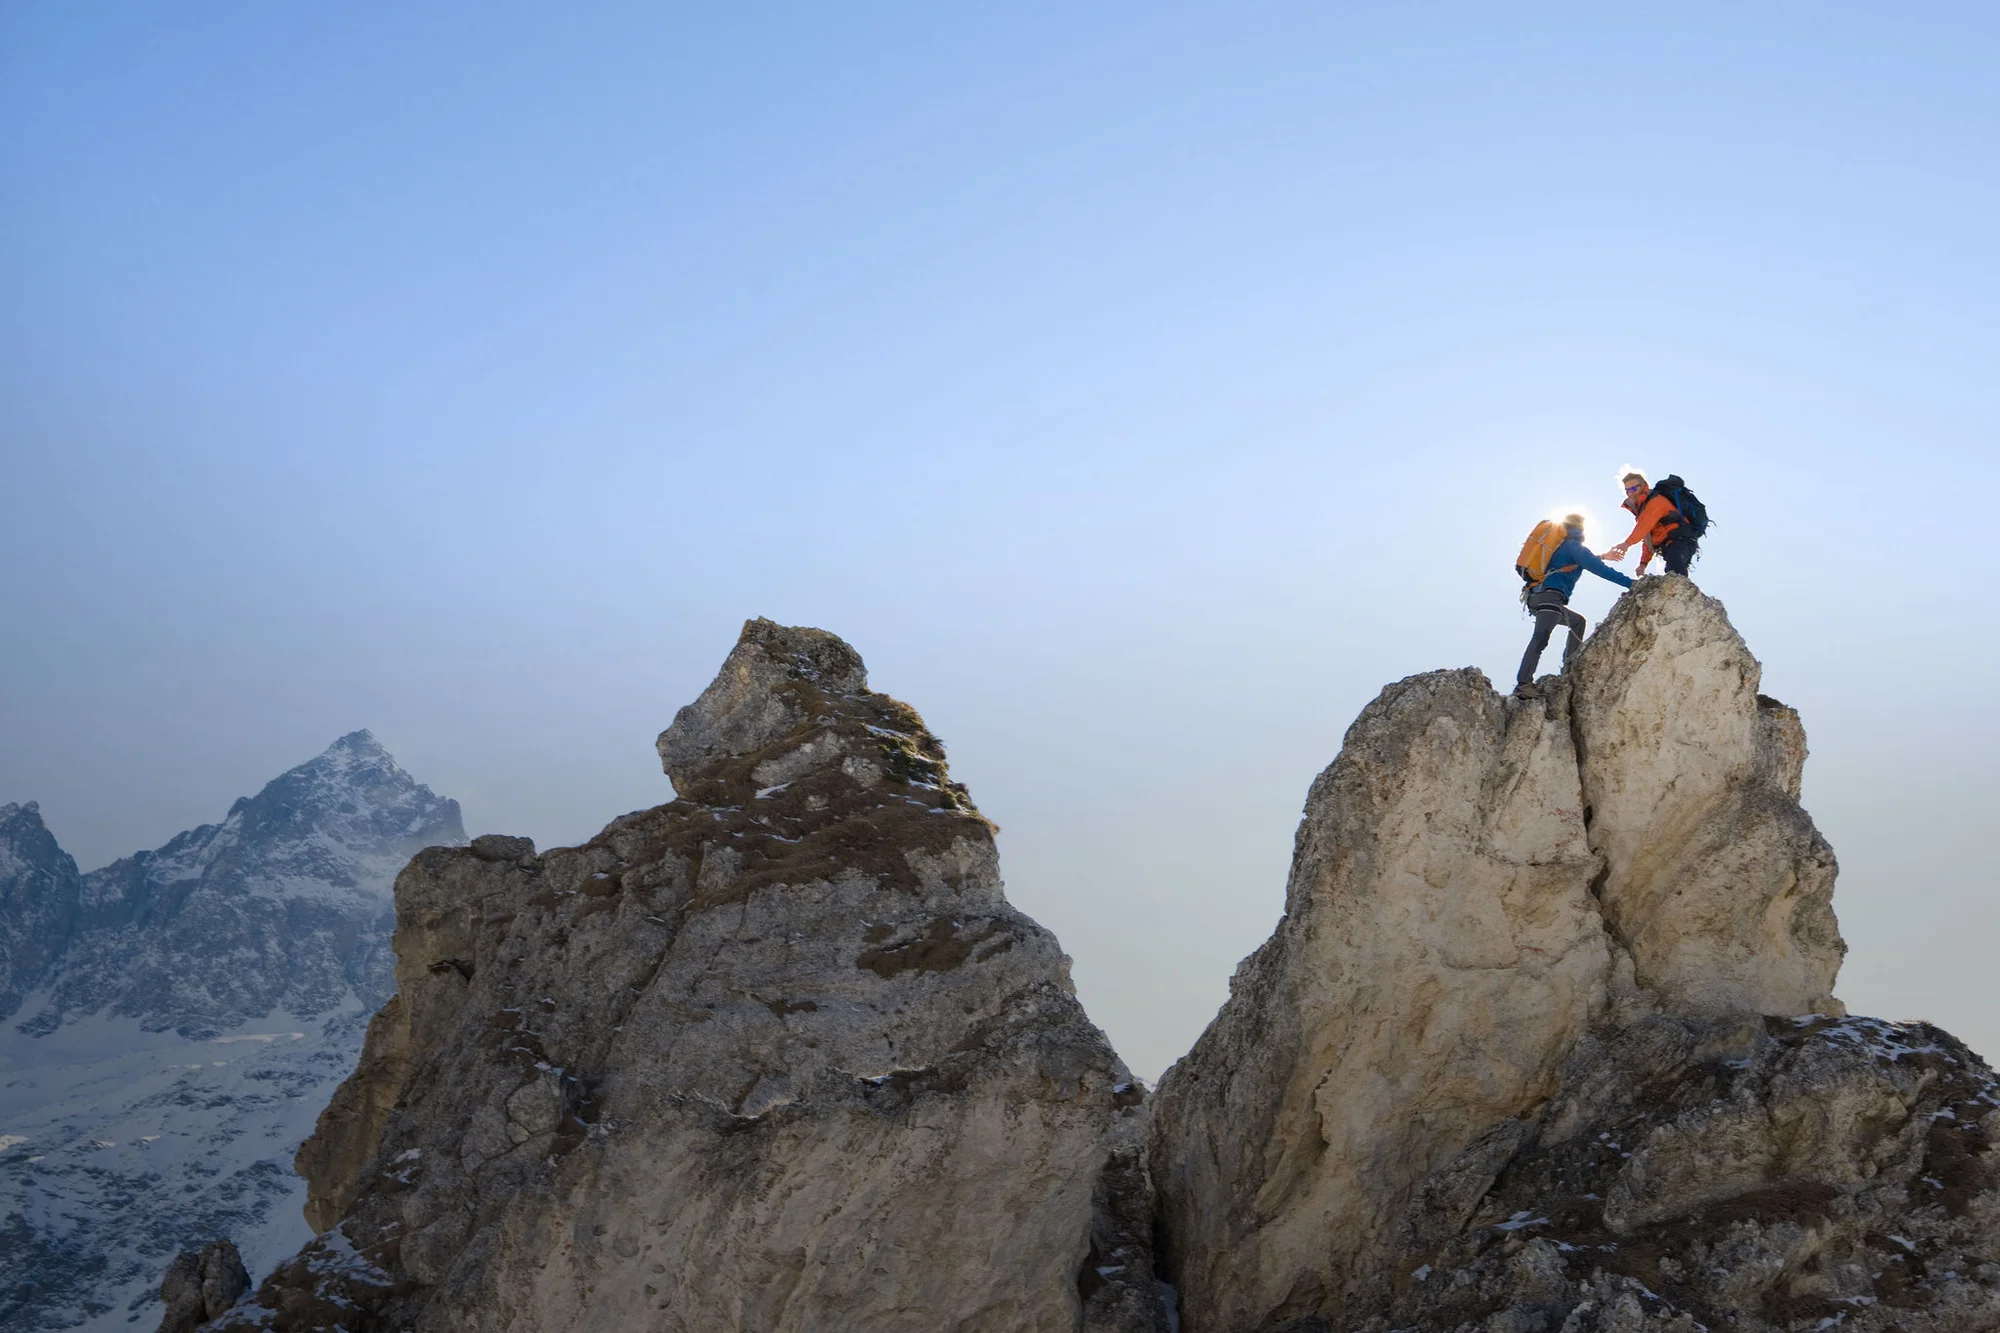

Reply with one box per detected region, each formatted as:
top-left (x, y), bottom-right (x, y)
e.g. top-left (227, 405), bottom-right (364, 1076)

top-left (1618, 493), bottom-right (1682, 551)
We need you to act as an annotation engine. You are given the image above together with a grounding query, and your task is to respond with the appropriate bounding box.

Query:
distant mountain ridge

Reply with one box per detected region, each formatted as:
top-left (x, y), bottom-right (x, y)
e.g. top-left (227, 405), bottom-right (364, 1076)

top-left (6, 730), bottom-right (463, 1038)
top-left (0, 733), bottom-right (465, 1333)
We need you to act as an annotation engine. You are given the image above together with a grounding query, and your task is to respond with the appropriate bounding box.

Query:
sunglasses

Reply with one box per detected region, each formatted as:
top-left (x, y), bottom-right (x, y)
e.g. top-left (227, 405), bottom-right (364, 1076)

top-left (1624, 483), bottom-right (1646, 494)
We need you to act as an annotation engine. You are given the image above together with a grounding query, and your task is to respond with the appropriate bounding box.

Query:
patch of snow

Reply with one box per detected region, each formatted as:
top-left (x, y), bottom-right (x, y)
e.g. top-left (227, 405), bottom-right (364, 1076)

top-left (1813, 1016), bottom-right (1951, 1062)
top-left (857, 1066), bottom-right (934, 1086)
top-left (211, 1032), bottom-right (306, 1045)
top-left (309, 1223), bottom-right (395, 1289)
top-left (754, 784), bottom-right (791, 799)
top-left (1493, 1212), bottom-right (1549, 1232)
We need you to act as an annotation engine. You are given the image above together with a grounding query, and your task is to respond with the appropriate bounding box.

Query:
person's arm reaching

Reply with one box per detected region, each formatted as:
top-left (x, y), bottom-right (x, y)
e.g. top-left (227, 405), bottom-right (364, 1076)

top-left (1577, 545), bottom-right (1635, 589)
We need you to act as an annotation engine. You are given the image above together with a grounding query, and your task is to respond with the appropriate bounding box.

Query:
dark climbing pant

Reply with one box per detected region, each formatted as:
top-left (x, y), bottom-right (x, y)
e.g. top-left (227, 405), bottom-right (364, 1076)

top-left (1518, 589), bottom-right (1585, 687)
top-left (1661, 535), bottom-right (1699, 576)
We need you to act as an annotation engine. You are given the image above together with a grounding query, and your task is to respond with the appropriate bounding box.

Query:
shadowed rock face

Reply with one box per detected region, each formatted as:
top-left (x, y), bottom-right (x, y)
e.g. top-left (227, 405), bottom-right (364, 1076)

top-left (1361, 1014), bottom-right (2000, 1333)
top-left (223, 619), bottom-right (1165, 1333)
top-left (0, 801), bottom-right (83, 1021)
top-left (1148, 578), bottom-right (1998, 1333)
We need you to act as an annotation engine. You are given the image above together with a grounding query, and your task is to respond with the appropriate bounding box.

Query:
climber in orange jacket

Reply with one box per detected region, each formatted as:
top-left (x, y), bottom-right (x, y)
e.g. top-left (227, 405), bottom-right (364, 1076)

top-left (1605, 471), bottom-right (1699, 576)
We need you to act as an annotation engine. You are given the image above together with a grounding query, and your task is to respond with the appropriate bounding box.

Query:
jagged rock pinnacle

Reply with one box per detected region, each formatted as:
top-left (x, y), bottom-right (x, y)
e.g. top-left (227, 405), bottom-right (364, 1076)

top-left (236, 621), bottom-right (1164, 1332)
top-left (1571, 576), bottom-right (1843, 1018)
top-left (1146, 575), bottom-right (1991, 1333)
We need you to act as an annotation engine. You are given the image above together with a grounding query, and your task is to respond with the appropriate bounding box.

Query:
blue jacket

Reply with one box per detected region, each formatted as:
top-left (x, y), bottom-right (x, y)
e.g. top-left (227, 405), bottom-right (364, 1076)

top-left (1536, 536), bottom-right (1634, 598)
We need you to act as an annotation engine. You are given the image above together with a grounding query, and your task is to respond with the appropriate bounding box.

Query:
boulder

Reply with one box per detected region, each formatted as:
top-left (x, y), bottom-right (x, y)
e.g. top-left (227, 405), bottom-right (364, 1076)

top-left (158, 1239), bottom-right (249, 1333)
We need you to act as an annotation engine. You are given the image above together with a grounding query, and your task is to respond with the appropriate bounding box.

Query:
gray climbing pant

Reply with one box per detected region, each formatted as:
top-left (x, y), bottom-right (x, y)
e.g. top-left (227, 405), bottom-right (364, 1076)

top-left (1518, 588), bottom-right (1586, 687)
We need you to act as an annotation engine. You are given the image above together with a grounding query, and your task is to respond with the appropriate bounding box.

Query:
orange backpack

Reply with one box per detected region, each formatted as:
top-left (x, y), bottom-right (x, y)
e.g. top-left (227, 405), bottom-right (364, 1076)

top-left (1515, 520), bottom-right (1573, 588)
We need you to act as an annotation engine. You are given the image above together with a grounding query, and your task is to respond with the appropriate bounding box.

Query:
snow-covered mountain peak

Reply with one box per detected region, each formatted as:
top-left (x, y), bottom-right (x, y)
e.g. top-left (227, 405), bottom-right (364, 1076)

top-left (207, 731), bottom-right (460, 890)
top-left (9, 734), bottom-right (466, 1038)
top-left (252, 729), bottom-right (398, 803)
top-left (0, 736), bottom-right (465, 1333)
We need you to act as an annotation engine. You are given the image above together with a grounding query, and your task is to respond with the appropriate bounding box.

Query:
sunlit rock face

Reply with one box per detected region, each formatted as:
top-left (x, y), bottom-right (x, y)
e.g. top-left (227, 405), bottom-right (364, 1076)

top-left (1149, 578), bottom-right (1996, 1333)
top-left (1149, 664), bottom-right (1619, 1333)
top-left (228, 619), bottom-right (1165, 1333)
top-left (1568, 578), bottom-right (1844, 1020)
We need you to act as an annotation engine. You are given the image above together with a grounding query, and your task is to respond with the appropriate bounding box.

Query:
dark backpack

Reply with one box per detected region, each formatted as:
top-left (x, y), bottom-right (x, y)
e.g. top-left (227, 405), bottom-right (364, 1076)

top-left (1653, 475), bottom-right (1710, 538)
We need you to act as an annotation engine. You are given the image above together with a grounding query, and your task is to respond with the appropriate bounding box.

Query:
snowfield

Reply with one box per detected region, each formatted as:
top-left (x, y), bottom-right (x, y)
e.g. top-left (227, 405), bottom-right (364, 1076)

top-left (0, 1007), bottom-right (366, 1330)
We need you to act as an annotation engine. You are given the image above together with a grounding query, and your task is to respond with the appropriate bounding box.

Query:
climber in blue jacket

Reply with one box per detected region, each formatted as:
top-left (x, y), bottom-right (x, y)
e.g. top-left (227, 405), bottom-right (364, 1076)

top-left (1517, 514), bottom-right (1634, 697)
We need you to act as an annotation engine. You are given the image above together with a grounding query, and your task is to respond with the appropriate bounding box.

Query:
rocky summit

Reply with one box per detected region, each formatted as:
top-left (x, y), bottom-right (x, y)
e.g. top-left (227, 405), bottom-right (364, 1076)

top-left (197, 584), bottom-right (1996, 1333)
top-left (1149, 577), bottom-right (1994, 1333)
top-left (222, 619), bottom-right (1162, 1332)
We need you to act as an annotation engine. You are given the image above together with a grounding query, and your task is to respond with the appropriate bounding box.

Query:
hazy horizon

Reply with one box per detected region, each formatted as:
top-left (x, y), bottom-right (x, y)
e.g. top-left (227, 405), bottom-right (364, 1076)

top-left (5, 2), bottom-right (1996, 1078)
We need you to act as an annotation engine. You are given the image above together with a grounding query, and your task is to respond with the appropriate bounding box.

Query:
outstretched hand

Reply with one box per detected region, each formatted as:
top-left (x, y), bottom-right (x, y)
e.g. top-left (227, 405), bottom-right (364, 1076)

top-left (1602, 544), bottom-right (1629, 562)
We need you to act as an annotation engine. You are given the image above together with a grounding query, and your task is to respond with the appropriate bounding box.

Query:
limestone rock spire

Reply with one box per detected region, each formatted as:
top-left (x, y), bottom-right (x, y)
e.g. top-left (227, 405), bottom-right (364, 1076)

top-left (225, 619), bottom-right (1166, 1333)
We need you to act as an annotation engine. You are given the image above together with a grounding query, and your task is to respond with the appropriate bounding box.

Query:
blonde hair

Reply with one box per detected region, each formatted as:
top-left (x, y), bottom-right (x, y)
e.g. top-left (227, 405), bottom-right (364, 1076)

top-left (1620, 469), bottom-right (1648, 489)
top-left (1564, 513), bottom-right (1586, 531)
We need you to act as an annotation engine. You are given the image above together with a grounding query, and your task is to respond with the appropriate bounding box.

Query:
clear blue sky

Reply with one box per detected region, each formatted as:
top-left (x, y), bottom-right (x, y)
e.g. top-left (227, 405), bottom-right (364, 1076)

top-left (4, 2), bottom-right (1996, 1076)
